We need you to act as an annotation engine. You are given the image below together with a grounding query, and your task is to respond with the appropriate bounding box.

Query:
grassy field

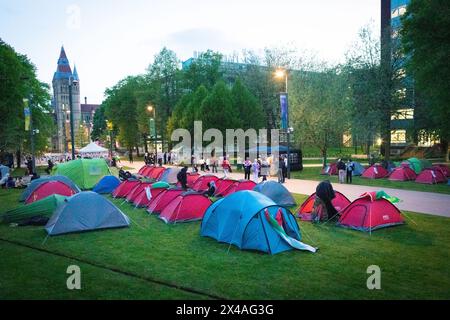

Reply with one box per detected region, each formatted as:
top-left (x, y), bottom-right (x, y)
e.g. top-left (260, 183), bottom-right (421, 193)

top-left (292, 167), bottom-right (450, 195)
top-left (0, 188), bottom-right (449, 300)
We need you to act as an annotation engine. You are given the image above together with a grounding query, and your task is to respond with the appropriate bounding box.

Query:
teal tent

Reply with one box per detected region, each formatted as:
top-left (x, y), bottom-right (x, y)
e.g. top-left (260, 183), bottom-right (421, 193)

top-left (201, 191), bottom-right (316, 255)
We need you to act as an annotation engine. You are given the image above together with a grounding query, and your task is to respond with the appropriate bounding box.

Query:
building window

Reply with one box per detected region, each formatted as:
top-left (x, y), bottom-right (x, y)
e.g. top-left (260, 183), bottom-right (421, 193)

top-left (391, 108), bottom-right (414, 120)
top-left (391, 130), bottom-right (407, 144)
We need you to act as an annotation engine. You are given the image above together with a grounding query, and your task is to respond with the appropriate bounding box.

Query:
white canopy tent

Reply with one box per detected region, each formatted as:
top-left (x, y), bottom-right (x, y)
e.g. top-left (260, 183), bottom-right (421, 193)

top-left (79, 142), bottom-right (109, 158)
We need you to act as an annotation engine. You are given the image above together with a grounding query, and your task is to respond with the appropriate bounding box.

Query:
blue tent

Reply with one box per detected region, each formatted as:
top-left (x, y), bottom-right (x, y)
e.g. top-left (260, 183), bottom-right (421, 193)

top-left (93, 175), bottom-right (121, 194)
top-left (201, 191), bottom-right (316, 255)
top-left (19, 175), bottom-right (81, 202)
top-left (352, 161), bottom-right (366, 176)
top-left (253, 181), bottom-right (296, 207)
top-left (45, 192), bottom-right (130, 236)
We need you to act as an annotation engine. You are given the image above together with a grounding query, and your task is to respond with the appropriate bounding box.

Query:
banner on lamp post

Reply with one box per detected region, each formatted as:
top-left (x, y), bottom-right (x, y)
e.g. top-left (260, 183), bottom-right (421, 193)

top-left (24, 98), bottom-right (30, 131)
top-left (149, 118), bottom-right (156, 139)
top-left (280, 93), bottom-right (288, 130)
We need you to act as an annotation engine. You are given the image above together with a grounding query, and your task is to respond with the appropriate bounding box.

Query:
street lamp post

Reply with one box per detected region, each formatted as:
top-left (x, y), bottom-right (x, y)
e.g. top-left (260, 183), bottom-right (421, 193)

top-left (68, 77), bottom-right (78, 160)
top-left (24, 96), bottom-right (36, 175)
top-left (275, 68), bottom-right (291, 179)
top-left (106, 120), bottom-right (113, 158)
top-left (147, 105), bottom-right (157, 162)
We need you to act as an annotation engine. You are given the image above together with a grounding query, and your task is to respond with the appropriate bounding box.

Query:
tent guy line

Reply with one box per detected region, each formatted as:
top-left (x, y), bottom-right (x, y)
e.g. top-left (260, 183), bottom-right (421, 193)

top-left (0, 237), bottom-right (228, 300)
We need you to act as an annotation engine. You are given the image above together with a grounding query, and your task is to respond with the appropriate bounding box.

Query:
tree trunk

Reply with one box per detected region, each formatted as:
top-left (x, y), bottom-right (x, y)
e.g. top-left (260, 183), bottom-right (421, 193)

top-left (135, 145), bottom-right (140, 157)
top-left (16, 148), bottom-right (21, 168)
top-left (366, 140), bottom-right (371, 165)
top-left (322, 148), bottom-right (327, 168)
top-left (441, 140), bottom-right (449, 162)
top-left (144, 135), bottom-right (148, 154)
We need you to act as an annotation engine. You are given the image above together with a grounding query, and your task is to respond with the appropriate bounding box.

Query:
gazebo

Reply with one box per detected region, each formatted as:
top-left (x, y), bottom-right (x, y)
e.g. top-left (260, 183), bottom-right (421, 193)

top-left (79, 142), bottom-right (109, 158)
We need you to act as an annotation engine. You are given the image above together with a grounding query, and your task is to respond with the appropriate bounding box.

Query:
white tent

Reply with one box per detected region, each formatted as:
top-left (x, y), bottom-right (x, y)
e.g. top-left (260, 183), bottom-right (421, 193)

top-left (79, 142), bottom-right (109, 157)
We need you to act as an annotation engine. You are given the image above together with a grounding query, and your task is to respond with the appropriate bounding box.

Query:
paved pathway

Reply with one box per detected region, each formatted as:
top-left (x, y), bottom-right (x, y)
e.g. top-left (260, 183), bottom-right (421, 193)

top-left (120, 161), bottom-right (450, 218)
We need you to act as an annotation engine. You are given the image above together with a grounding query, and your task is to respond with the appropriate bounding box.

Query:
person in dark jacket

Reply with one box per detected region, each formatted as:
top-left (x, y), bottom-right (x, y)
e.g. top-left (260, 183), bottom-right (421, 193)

top-left (312, 180), bottom-right (337, 221)
top-left (203, 181), bottom-right (216, 197)
top-left (177, 166), bottom-right (188, 190)
top-left (45, 159), bottom-right (54, 174)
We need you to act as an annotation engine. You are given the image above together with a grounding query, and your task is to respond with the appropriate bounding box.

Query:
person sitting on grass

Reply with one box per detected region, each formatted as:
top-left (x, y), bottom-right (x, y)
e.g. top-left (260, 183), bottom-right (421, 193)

top-left (311, 180), bottom-right (338, 223)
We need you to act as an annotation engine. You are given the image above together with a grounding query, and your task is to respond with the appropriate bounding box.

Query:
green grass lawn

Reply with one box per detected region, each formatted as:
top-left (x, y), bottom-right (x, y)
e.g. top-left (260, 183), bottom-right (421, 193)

top-left (0, 188), bottom-right (449, 300)
top-left (292, 167), bottom-right (450, 195)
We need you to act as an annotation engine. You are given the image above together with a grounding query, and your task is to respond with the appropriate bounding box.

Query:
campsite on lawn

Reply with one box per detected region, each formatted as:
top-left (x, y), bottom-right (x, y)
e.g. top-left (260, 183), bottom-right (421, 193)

top-left (1, 163), bottom-right (449, 299)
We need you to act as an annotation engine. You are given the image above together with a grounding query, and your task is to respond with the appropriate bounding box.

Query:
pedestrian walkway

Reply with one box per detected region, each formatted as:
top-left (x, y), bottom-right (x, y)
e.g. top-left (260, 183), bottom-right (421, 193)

top-left (121, 161), bottom-right (450, 218)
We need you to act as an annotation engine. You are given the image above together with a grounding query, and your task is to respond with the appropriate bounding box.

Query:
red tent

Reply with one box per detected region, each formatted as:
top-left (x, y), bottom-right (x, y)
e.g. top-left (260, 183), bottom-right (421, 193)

top-left (126, 182), bottom-right (152, 202)
top-left (141, 166), bottom-right (155, 177)
top-left (361, 164), bottom-right (389, 179)
top-left (415, 168), bottom-right (447, 184)
top-left (388, 166), bottom-right (417, 181)
top-left (433, 164), bottom-right (450, 178)
top-left (138, 166), bottom-right (148, 175)
top-left (25, 181), bottom-right (77, 204)
top-left (321, 163), bottom-right (337, 175)
top-left (297, 191), bottom-right (351, 221)
top-left (176, 172), bottom-right (201, 188)
top-left (214, 178), bottom-right (238, 196)
top-left (218, 180), bottom-right (257, 197)
top-left (112, 180), bottom-right (141, 198)
top-left (337, 192), bottom-right (404, 232)
top-left (192, 175), bottom-right (219, 192)
top-left (147, 188), bottom-right (185, 214)
top-left (149, 167), bottom-right (166, 180)
top-left (159, 192), bottom-right (212, 223)
top-left (132, 184), bottom-right (168, 207)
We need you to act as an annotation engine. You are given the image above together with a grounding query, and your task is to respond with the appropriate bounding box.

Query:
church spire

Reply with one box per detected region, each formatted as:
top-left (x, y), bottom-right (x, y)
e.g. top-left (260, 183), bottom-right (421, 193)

top-left (73, 64), bottom-right (79, 81)
top-left (53, 45), bottom-right (72, 80)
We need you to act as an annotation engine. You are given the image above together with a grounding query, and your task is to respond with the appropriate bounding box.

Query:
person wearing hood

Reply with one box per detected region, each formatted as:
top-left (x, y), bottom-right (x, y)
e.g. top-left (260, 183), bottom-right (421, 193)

top-left (177, 166), bottom-right (188, 190)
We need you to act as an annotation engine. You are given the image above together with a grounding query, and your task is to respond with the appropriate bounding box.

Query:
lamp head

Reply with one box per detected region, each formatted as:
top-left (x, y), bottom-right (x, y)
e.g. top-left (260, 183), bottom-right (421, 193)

top-left (147, 105), bottom-right (154, 113)
top-left (275, 69), bottom-right (286, 79)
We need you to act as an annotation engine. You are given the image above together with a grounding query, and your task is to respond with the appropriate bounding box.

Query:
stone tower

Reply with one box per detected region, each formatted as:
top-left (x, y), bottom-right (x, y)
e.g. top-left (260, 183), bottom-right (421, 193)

top-left (52, 46), bottom-right (81, 153)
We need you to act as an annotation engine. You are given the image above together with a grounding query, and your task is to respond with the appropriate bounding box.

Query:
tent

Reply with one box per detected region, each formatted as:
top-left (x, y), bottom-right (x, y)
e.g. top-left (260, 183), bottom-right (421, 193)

top-left (1, 194), bottom-right (67, 224)
top-left (419, 159), bottom-right (433, 170)
top-left (160, 167), bottom-right (181, 184)
top-left (20, 175), bottom-right (80, 202)
top-left (111, 179), bottom-right (141, 198)
top-left (158, 191), bottom-right (212, 224)
top-left (253, 181), bottom-right (296, 207)
top-left (45, 192), bottom-right (130, 236)
top-left (176, 172), bottom-right (201, 188)
top-left (388, 166), bottom-right (417, 181)
top-left (337, 192), bottom-right (404, 232)
top-left (147, 167), bottom-right (166, 180)
top-left (125, 181), bottom-right (152, 202)
top-left (361, 164), bottom-right (389, 179)
top-left (147, 188), bottom-right (185, 214)
top-left (415, 168), bottom-right (447, 184)
top-left (132, 182), bottom-right (170, 207)
top-left (191, 175), bottom-right (219, 192)
top-left (0, 165), bottom-right (10, 185)
top-left (139, 166), bottom-right (154, 177)
top-left (297, 191), bottom-right (351, 221)
top-left (216, 180), bottom-right (257, 197)
top-left (214, 178), bottom-right (238, 196)
top-left (53, 158), bottom-right (110, 189)
top-left (201, 190), bottom-right (316, 255)
top-left (93, 176), bottom-right (121, 194)
top-left (405, 157), bottom-right (423, 174)
top-left (25, 180), bottom-right (78, 204)
top-left (79, 142), bottom-right (109, 157)
top-left (433, 164), bottom-right (450, 178)
top-left (352, 161), bottom-right (366, 176)
top-left (321, 163), bottom-right (337, 175)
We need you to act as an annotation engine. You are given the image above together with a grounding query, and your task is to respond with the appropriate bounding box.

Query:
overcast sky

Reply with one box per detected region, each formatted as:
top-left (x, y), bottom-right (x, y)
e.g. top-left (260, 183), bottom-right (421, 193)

top-left (1, 0), bottom-right (380, 104)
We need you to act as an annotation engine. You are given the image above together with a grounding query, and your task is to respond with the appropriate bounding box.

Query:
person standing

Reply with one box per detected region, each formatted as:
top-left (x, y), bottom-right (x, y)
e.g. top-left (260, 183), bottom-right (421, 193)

top-left (163, 152), bottom-right (167, 165)
top-left (177, 166), bottom-right (188, 190)
top-left (251, 159), bottom-right (260, 183)
top-left (260, 157), bottom-right (269, 181)
top-left (346, 159), bottom-right (354, 184)
top-left (211, 155), bottom-right (218, 173)
top-left (243, 157), bottom-right (252, 180)
top-left (222, 157), bottom-right (231, 178)
top-left (278, 155), bottom-right (286, 183)
top-left (337, 159), bottom-right (346, 184)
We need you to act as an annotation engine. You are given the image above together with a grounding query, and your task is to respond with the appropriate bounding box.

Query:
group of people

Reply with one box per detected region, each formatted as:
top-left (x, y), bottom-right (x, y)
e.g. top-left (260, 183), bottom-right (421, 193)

top-left (336, 159), bottom-right (355, 184)
top-left (144, 152), bottom-right (175, 167)
top-left (176, 166), bottom-right (217, 197)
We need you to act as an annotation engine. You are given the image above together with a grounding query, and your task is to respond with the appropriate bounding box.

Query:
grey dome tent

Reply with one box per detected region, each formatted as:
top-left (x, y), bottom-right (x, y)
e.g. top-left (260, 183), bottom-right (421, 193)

top-left (20, 175), bottom-right (80, 202)
top-left (352, 162), bottom-right (366, 176)
top-left (253, 181), bottom-right (296, 207)
top-left (160, 167), bottom-right (181, 184)
top-left (45, 192), bottom-right (130, 236)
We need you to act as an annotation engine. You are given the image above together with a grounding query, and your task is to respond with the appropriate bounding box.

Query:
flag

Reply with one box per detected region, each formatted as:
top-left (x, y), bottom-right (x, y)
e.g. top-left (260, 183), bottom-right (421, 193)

top-left (264, 209), bottom-right (317, 253)
top-left (24, 99), bottom-right (30, 131)
top-left (145, 186), bottom-right (152, 201)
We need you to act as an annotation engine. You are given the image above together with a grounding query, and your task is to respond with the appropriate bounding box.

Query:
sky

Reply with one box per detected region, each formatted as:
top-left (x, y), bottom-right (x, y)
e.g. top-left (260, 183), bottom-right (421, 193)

top-left (1, 0), bottom-right (380, 104)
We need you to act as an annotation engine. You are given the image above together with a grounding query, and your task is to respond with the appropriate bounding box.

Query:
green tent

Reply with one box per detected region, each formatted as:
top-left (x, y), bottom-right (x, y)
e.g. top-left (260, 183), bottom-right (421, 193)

top-left (407, 157), bottom-right (423, 174)
top-left (0, 194), bottom-right (67, 224)
top-left (152, 181), bottom-right (170, 189)
top-left (419, 159), bottom-right (433, 170)
top-left (53, 158), bottom-right (110, 189)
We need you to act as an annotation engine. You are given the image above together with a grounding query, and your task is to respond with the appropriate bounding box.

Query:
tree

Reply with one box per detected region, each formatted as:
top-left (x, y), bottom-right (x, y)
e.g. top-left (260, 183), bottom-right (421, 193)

top-left (181, 85), bottom-right (208, 135)
top-left (231, 78), bottom-right (265, 131)
top-left (201, 81), bottom-right (242, 134)
top-left (183, 50), bottom-right (223, 91)
top-left (0, 39), bottom-right (53, 166)
top-left (290, 67), bottom-right (351, 166)
top-left (91, 104), bottom-right (107, 141)
top-left (402, 0), bottom-right (450, 161)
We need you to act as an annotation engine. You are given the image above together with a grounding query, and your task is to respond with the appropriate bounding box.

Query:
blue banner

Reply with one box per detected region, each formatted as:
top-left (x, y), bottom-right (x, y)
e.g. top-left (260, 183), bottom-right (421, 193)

top-left (280, 93), bottom-right (288, 130)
